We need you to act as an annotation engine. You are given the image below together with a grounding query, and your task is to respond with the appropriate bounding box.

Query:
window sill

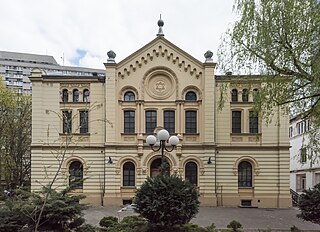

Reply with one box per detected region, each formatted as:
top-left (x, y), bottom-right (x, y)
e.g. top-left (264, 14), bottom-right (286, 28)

top-left (121, 186), bottom-right (137, 189)
top-left (70, 189), bottom-right (83, 193)
top-left (230, 101), bottom-right (254, 104)
top-left (60, 101), bottom-right (90, 104)
top-left (121, 133), bottom-right (137, 135)
top-left (230, 133), bottom-right (261, 136)
top-left (183, 133), bottom-right (199, 135)
top-left (59, 133), bottom-right (90, 136)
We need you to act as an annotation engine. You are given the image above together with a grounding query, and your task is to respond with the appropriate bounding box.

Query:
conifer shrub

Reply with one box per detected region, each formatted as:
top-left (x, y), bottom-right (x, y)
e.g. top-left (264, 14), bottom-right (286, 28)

top-left (297, 183), bottom-right (320, 225)
top-left (227, 220), bottom-right (243, 232)
top-left (133, 173), bottom-right (200, 229)
top-left (99, 216), bottom-right (119, 228)
top-left (0, 186), bottom-right (87, 231)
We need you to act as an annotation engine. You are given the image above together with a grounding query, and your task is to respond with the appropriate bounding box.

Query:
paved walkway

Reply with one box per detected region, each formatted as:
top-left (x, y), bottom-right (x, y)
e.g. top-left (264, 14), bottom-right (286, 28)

top-left (84, 206), bottom-right (320, 231)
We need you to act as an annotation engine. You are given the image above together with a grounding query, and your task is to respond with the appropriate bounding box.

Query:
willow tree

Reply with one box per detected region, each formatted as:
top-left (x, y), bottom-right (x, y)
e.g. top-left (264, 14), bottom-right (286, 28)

top-left (218, 0), bottom-right (320, 162)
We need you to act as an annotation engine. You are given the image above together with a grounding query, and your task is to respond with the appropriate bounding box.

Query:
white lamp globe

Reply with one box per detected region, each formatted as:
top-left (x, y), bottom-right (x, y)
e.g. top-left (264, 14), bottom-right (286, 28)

top-left (157, 129), bottom-right (170, 141)
top-left (146, 135), bottom-right (157, 145)
top-left (169, 136), bottom-right (179, 146)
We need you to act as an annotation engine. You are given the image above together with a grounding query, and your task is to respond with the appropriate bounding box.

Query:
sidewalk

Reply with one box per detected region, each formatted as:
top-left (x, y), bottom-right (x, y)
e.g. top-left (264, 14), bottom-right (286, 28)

top-left (84, 206), bottom-right (320, 231)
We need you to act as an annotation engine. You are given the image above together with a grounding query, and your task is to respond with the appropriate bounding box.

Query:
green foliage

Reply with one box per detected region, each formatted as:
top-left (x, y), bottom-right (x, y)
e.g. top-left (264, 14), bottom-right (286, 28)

top-left (133, 174), bottom-right (200, 229)
top-left (0, 81), bottom-right (31, 190)
top-left (76, 223), bottom-right (97, 232)
top-left (290, 225), bottom-right (302, 232)
top-left (0, 186), bottom-right (87, 231)
top-left (227, 220), bottom-right (243, 232)
top-left (297, 183), bottom-right (320, 225)
top-left (258, 229), bottom-right (271, 232)
top-left (218, 0), bottom-right (320, 150)
top-left (99, 215), bottom-right (148, 232)
top-left (99, 216), bottom-right (119, 228)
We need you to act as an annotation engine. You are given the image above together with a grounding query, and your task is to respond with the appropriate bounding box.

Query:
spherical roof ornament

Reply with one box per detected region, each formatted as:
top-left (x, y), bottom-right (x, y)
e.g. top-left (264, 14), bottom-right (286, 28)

top-left (107, 50), bottom-right (116, 63)
top-left (204, 50), bottom-right (213, 63)
top-left (156, 14), bottom-right (164, 37)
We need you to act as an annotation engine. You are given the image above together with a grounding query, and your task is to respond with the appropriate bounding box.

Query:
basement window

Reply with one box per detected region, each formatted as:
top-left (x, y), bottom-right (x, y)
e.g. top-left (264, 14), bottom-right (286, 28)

top-left (241, 200), bottom-right (252, 207)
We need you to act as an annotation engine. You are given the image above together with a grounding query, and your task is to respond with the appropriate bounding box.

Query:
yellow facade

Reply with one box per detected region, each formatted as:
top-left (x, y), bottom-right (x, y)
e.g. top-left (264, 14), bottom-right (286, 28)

top-left (30, 36), bottom-right (291, 208)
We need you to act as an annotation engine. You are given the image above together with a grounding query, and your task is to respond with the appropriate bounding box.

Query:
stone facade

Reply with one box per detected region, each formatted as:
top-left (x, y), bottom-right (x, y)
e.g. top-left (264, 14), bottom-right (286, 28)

top-left (30, 36), bottom-right (291, 208)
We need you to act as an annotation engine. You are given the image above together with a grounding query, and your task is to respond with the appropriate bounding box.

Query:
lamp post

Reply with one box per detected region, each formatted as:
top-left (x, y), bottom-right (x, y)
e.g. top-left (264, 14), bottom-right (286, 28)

top-left (146, 129), bottom-right (179, 174)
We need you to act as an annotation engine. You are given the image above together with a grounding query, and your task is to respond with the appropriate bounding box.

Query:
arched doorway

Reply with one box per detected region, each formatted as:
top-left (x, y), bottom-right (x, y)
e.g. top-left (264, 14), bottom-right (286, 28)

top-left (150, 158), bottom-right (170, 177)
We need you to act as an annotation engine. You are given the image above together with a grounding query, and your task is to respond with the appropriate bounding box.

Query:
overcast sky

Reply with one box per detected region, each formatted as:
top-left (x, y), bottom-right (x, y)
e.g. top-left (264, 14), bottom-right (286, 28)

top-left (0, 0), bottom-right (237, 70)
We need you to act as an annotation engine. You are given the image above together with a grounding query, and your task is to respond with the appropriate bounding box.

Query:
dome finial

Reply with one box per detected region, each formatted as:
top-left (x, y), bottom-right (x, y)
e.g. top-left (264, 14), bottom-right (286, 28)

top-left (157, 14), bottom-right (164, 37)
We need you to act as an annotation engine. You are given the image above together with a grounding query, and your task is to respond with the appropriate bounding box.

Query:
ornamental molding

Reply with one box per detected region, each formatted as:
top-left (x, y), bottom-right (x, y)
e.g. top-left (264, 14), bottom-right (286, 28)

top-left (232, 155), bottom-right (260, 176)
top-left (141, 66), bottom-right (178, 100)
top-left (142, 151), bottom-right (177, 167)
top-left (117, 45), bottom-right (202, 79)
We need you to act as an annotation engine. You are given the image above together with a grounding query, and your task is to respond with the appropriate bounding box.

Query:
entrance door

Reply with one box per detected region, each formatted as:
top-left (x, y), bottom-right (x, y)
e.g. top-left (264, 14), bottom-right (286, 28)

top-left (150, 158), bottom-right (170, 177)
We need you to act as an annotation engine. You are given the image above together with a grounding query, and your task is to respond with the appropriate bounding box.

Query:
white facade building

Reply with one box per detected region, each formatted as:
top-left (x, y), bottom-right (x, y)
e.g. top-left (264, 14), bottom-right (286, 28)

top-left (289, 115), bottom-right (320, 193)
top-left (0, 51), bottom-right (104, 94)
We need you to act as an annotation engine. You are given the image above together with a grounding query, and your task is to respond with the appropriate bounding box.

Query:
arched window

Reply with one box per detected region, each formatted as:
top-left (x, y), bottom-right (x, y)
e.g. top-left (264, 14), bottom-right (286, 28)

top-left (83, 89), bottom-right (90, 102)
top-left (62, 89), bottom-right (68, 102)
top-left (185, 161), bottom-right (198, 185)
top-left (124, 91), bottom-right (135, 101)
top-left (231, 89), bottom-right (238, 102)
top-left (185, 91), bottom-right (197, 101)
top-left (238, 161), bottom-right (252, 187)
top-left (242, 89), bottom-right (248, 102)
top-left (69, 161), bottom-right (83, 189)
top-left (73, 89), bottom-right (79, 102)
top-left (253, 89), bottom-right (258, 102)
top-left (123, 162), bottom-right (135, 186)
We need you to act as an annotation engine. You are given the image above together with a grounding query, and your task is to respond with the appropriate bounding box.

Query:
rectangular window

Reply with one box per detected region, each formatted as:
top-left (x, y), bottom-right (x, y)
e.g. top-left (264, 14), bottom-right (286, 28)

top-left (124, 110), bottom-right (135, 133)
top-left (164, 110), bottom-right (175, 134)
top-left (232, 111), bottom-right (241, 133)
top-left (296, 174), bottom-right (306, 191)
top-left (146, 110), bottom-right (157, 134)
top-left (62, 110), bottom-right (72, 134)
top-left (185, 110), bottom-right (197, 134)
top-left (289, 127), bottom-right (293, 138)
top-left (300, 147), bottom-right (307, 163)
top-left (79, 110), bottom-right (88, 133)
top-left (249, 111), bottom-right (258, 133)
top-left (315, 173), bottom-right (320, 186)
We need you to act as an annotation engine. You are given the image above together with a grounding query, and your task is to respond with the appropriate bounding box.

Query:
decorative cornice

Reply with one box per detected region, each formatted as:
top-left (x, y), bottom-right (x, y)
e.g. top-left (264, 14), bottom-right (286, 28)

top-left (117, 44), bottom-right (203, 80)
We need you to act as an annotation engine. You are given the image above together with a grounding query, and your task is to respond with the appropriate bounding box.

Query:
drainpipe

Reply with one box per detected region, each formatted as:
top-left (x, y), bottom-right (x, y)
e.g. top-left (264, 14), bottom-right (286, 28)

top-left (103, 80), bottom-right (107, 206)
top-left (214, 80), bottom-right (218, 206)
top-left (277, 105), bottom-right (280, 208)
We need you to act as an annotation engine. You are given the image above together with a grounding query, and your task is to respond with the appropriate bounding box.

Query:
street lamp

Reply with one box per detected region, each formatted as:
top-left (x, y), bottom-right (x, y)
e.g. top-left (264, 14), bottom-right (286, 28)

top-left (146, 129), bottom-right (179, 174)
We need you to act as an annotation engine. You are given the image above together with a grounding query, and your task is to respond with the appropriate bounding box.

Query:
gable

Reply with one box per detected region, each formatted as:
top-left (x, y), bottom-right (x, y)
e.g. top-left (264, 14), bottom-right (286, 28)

top-left (116, 37), bottom-right (204, 80)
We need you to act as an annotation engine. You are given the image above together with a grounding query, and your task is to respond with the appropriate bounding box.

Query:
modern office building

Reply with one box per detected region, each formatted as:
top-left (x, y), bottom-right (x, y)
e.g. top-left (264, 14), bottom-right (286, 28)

top-left (289, 115), bottom-right (320, 193)
top-left (30, 20), bottom-right (292, 208)
top-left (0, 50), bottom-right (104, 94)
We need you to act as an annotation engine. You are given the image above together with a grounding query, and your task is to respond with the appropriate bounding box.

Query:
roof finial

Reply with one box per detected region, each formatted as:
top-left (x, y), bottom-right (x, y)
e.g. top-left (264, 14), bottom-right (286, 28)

top-left (157, 14), bottom-right (164, 37)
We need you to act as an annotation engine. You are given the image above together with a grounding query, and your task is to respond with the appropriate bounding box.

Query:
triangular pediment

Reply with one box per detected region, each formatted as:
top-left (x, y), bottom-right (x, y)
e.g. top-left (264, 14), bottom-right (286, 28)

top-left (116, 37), bottom-right (204, 79)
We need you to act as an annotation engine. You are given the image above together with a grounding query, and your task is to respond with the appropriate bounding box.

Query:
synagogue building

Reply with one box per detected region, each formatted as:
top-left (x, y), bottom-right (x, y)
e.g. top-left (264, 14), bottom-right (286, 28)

top-left (30, 20), bottom-right (291, 208)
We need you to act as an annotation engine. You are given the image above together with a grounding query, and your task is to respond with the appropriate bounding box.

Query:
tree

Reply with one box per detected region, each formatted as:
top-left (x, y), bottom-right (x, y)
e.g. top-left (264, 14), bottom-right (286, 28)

top-left (133, 174), bottom-right (200, 230)
top-left (218, 0), bottom-right (320, 136)
top-left (0, 186), bottom-right (87, 231)
top-left (297, 183), bottom-right (320, 225)
top-left (0, 81), bottom-right (31, 189)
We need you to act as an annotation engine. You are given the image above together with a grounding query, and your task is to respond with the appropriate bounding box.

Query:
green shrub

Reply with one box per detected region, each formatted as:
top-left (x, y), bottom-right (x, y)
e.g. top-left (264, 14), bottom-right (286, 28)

top-left (134, 174), bottom-right (199, 229)
top-left (69, 217), bottom-right (86, 229)
top-left (297, 183), bottom-right (320, 225)
top-left (0, 186), bottom-right (87, 231)
top-left (121, 215), bottom-right (148, 229)
top-left (290, 225), bottom-right (302, 232)
top-left (76, 223), bottom-right (96, 232)
top-left (205, 223), bottom-right (217, 232)
top-left (227, 220), bottom-right (243, 232)
top-left (99, 216), bottom-right (119, 228)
